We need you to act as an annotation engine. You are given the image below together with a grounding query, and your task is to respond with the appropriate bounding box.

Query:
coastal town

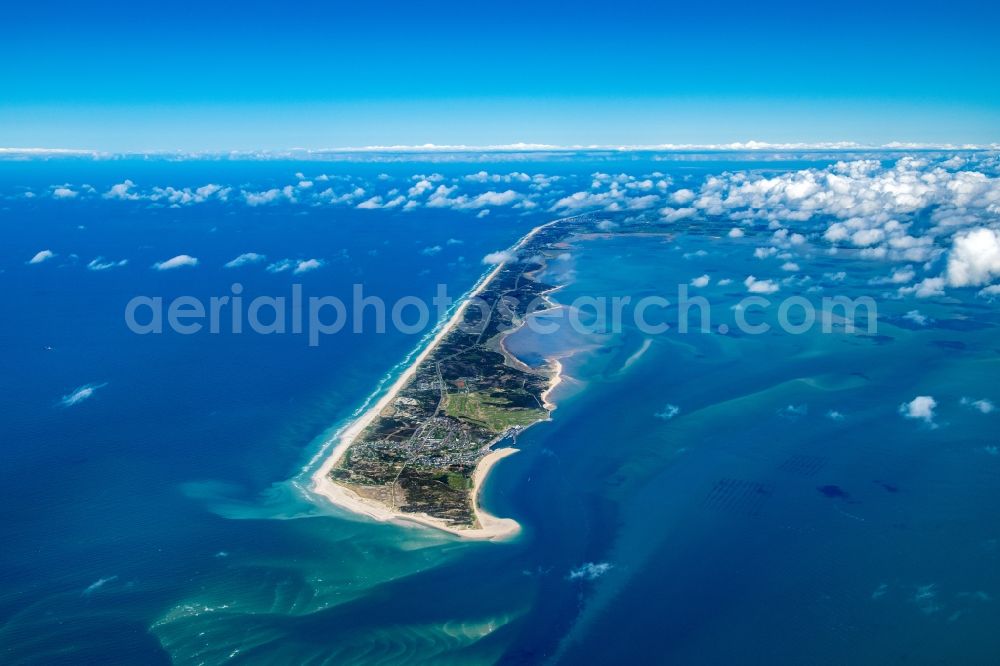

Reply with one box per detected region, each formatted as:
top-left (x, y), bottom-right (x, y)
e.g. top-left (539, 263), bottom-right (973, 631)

top-left (322, 217), bottom-right (586, 529)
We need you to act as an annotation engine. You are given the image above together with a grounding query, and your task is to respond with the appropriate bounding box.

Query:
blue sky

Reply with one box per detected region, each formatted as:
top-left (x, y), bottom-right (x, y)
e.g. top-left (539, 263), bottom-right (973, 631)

top-left (3, 0), bottom-right (999, 151)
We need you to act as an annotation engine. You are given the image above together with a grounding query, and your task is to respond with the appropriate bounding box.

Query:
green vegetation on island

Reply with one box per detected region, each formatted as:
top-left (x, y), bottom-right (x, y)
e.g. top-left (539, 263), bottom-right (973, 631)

top-left (328, 212), bottom-right (683, 528)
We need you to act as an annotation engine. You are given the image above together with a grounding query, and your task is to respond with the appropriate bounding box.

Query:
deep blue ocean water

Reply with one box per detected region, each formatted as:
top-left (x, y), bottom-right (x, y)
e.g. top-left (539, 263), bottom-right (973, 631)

top-left (2, 156), bottom-right (999, 664)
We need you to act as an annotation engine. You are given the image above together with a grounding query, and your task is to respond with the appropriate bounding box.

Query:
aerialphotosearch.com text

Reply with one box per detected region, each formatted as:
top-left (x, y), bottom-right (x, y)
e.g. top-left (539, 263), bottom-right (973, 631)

top-left (124, 282), bottom-right (878, 346)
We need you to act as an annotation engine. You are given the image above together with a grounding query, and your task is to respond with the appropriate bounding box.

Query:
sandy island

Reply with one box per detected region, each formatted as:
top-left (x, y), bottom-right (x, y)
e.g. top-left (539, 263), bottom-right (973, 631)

top-left (309, 219), bottom-right (567, 540)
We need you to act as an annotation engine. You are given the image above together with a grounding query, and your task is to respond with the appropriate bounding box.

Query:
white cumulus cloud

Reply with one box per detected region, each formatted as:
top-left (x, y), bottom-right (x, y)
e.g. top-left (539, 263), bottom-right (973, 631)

top-left (153, 254), bottom-right (199, 270)
top-left (482, 250), bottom-right (517, 265)
top-left (567, 562), bottom-right (612, 581)
top-left (670, 189), bottom-right (695, 204)
top-left (960, 397), bottom-right (995, 414)
top-left (29, 249), bottom-right (56, 265)
top-left (87, 257), bottom-right (128, 271)
top-left (104, 180), bottom-right (138, 200)
top-left (293, 259), bottom-right (323, 274)
top-left (978, 284), bottom-right (1000, 300)
top-left (61, 382), bottom-right (107, 407)
top-left (898, 277), bottom-right (945, 299)
top-left (946, 228), bottom-right (1000, 287)
top-left (744, 275), bottom-right (780, 294)
top-left (903, 310), bottom-right (929, 326)
top-left (268, 258), bottom-right (323, 274)
top-left (654, 404), bottom-right (680, 420)
top-left (661, 207), bottom-right (696, 222)
top-left (224, 252), bottom-right (267, 268)
top-left (899, 395), bottom-right (937, 423)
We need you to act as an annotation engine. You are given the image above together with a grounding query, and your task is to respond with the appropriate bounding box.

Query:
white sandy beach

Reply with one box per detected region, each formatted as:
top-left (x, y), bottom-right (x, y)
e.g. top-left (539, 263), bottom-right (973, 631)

top-left (310, 218), bottom-right (570, 540)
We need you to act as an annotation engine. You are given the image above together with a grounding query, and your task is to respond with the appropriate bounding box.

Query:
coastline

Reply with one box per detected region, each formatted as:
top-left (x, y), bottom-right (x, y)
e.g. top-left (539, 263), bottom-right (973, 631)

top-left (309, 218), bottom-right (568, 540)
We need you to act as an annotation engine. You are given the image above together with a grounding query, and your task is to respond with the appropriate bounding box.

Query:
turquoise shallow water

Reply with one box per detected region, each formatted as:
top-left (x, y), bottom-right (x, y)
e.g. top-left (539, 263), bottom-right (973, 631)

top-left (530, 234), bottom-right (1000, 663)
top-left (2, 157), bottom-right (999, 664)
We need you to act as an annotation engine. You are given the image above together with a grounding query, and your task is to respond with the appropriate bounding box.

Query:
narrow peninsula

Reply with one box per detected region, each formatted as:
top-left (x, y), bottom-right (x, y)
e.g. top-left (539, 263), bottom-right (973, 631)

top-left (311, 213), bottom-right (623, 538)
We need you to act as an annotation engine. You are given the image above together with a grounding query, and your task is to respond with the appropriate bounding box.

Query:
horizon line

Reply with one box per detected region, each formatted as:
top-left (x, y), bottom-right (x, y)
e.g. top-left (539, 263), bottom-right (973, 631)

top-left (2, 141), bottom-right (999, 160)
